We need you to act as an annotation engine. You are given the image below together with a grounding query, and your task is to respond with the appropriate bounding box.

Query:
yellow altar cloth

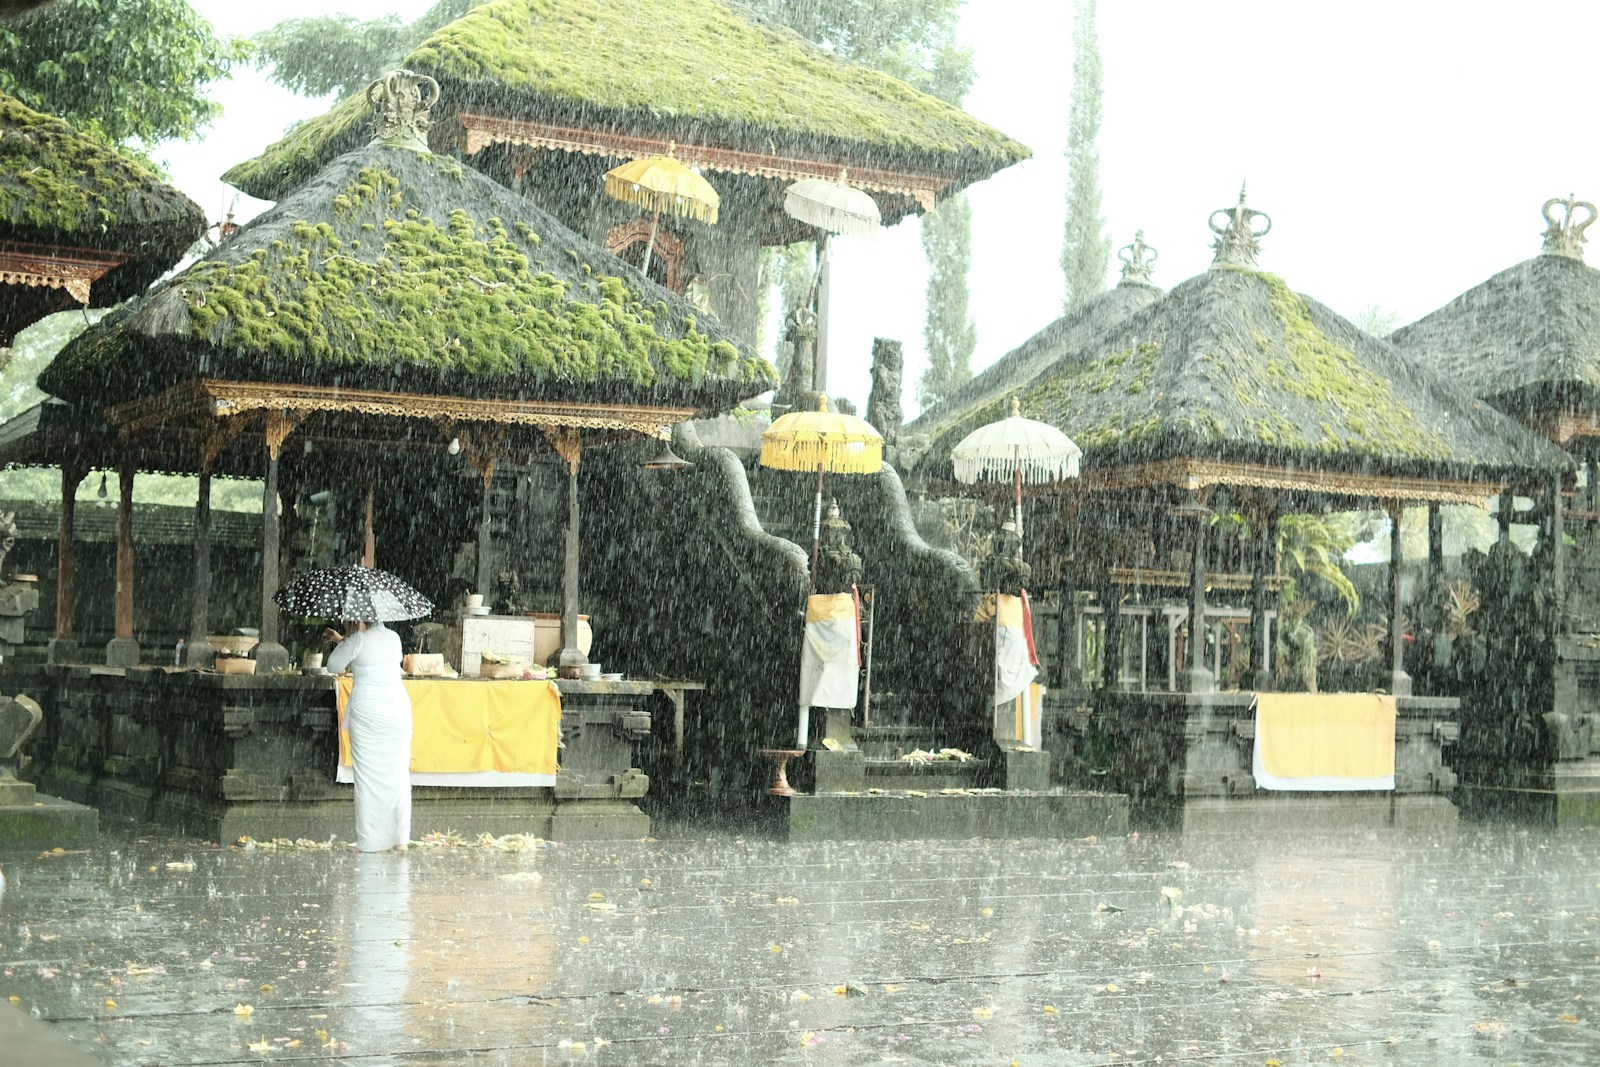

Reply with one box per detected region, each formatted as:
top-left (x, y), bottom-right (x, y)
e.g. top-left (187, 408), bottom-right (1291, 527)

top-left (336, 677), bottom-right (561, 785)
top-left (1253, 693), bottom-right (1396, 791)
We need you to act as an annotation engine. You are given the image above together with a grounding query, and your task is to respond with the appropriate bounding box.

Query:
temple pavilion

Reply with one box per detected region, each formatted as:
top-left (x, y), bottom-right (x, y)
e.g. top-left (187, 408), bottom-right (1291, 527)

top-left (0, 92), bottom-right (205, 348)
top-left (909, 190), bottom-right (1568, 824)
top-left (222, 0), bottom-right (1030, 353)
top-left (1390, 196), bottom-right (1600, 822)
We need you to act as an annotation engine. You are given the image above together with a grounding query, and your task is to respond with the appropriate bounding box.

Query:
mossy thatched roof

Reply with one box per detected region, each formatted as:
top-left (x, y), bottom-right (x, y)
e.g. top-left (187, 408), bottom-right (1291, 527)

top-left (39, 143), bottom-right (774, 411)
top-left (1389, 254), bottom-right (1600, 417)
top-left (0, 91), bottom-right (205, 303)
top-left (919, 268), bottom-right (1567, 487)
top-left (905, 280), bottom-right (1162, 444)
top-left (223, 0), bottom-right (1030, 203)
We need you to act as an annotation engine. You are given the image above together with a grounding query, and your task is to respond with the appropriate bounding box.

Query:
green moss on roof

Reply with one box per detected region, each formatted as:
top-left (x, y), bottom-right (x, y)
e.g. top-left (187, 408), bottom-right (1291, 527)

top-left (41, 147), bottom-right (772, 408)
top-left (922, 268), bottom-right (1565, 481)
top-left (0, 91), bottom-right (203, 244)
top-left (225, 0), bottom-right (1030, 201)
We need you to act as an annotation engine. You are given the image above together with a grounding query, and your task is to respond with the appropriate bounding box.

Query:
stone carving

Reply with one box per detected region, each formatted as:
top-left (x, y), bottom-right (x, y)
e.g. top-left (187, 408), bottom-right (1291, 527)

top-left (866, 337), bottom-right (904, 445)
top-left (814, 500), bottom-right (863, 595)
top-left (775, 306), bottom-right (819, 412)
top-left (1208, 184), bottom-right (1272, 270)
top-left (0, 510), bottom-right (14, 577)
top-left (367, 69), bottom-right (440, 153)
top-left (1117, 230), bottom-right (1159, 286)
top-left (980, 519), bottom-right (1032, 595)
top-left (1540, 194), bottom-right (1596, 261)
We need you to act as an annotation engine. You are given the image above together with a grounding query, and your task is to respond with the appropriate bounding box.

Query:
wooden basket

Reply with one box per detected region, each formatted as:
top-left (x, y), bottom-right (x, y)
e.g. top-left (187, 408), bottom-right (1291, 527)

top-left (403, 653), bottom-right (445, 676)
top-left (215, 657), bottom-right (257, 676)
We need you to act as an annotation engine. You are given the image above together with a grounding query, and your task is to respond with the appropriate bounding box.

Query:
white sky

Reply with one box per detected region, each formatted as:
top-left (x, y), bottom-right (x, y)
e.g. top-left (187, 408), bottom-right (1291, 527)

top-left (167, 1), bottom-right (1600, 420)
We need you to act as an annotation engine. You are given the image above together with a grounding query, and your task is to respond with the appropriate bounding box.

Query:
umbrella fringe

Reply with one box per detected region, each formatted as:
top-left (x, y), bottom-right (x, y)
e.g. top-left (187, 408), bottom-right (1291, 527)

top-left (604, 175), bottom-right (719, 223)
top-left (759, 438), bottom-right (883, 474)
top-left (954, 454), bottom-right (1082, 485)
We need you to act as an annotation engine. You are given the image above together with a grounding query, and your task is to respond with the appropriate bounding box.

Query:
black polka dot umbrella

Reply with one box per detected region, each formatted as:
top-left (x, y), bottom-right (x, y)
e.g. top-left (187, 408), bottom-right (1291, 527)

top-left (273, 565), bottom-right (434, 622)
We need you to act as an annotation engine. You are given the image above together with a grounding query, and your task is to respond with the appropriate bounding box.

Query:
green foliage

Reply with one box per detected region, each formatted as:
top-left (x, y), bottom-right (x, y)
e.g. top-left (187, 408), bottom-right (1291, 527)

top-left (1061, 0), bottom-right (1110, 311)
top-left (918, 192), bottom-right (977, 408)
top-left (1277, 512), bottom-right (1360, 614)
top-left (0, 0), bottom-right (250, 147)
top-left (254, 0), bottom-right (481, 100)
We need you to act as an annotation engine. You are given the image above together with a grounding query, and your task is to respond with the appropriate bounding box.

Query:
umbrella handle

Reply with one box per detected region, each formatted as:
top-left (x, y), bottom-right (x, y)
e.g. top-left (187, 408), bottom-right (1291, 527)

top-left (808, 463), bottom-right (824, 593)
top-left (641, 208), bottom-right (660, 276)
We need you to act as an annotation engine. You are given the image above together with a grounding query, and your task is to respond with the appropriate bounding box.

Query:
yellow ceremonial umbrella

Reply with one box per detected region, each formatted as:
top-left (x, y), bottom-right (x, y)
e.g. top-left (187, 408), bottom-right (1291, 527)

top-left (760, 394), bottom-right (882, 590)
top-left (603, 141), bottom-right (719, 275)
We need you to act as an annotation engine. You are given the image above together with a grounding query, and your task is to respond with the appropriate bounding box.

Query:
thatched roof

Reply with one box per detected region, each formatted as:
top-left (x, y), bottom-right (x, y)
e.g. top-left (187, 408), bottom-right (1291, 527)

top-left (1389, 253), bottom-right (1600, 416)
top-left (223, 0), bottom-right (1029, 204)
top-left (918, 267), bottom-right (1567, 489)
top-left (0, 91), bottom-right (205, 319)
top-left (905, 279), bottom-right (1162, 445)
top-left (39, 142), bottom-right (774, 411)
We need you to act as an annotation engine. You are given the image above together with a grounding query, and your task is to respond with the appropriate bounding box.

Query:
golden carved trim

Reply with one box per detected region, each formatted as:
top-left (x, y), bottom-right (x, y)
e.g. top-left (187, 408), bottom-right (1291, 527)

top-left (107, 380), bottom-right (693, 439)
top-left (0, 241), bottom-right (131, 306)
top-left (263, 409), bottom-right (306, 461)
top-left (541, 426), bottom-right (582, 474)
top-left (1070, 457), bottom-right (1503, 505)
top-left (456, 112), bottom-right (945, 211)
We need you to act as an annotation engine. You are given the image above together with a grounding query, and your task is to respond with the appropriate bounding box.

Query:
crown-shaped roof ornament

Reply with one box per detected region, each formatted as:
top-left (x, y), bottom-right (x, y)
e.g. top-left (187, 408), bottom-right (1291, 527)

top-left (366, 69), bottom-right (440, 152)
top-left (1117, 229), bottom-right (1159, 285)
top-left (1208, 183), bottom-right (1272, 269)
top-left (1540, 194), bottom-right (1596, 261)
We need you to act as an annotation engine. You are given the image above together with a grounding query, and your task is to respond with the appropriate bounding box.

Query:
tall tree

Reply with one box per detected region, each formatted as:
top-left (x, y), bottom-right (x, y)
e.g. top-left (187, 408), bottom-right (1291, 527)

top-left (0, 0), bottom-right (249, 146)
top-left (919, 191), bottom-right (977, 407)
top-left (1061, 0), bottom-right (1110, 311)
top-left (253, 1), bottom-right (479, 99)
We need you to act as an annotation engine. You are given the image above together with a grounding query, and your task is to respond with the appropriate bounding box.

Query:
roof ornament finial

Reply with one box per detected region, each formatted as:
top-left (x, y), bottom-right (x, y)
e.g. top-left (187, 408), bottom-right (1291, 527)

top-left (1208, 182), bottom-right (1272, 270)
top-left (1540, 194), bottom-right (1596, 261)
top-left (1117, 229), bottom-right (1158, 285)
top-left (1009, 396), bottom-right (1022, 418)
top-left (366, 69), bottom-right (441, 153)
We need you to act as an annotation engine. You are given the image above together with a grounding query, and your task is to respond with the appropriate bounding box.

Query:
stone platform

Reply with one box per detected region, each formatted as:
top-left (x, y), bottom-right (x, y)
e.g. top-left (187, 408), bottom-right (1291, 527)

top-left (782, 787), bottom-right (1129, 840)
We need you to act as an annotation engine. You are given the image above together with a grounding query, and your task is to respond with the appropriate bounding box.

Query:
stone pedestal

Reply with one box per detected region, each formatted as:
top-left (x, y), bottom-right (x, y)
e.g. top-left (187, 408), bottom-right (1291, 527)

top-left (812, 707), bottom-right (866, 793)
top-left (46, 637), bottom-right (78, 665)
top-left (1001, 747), bottom-right (1051, 791)
top-left (105, 637), bottom-right (140, 667)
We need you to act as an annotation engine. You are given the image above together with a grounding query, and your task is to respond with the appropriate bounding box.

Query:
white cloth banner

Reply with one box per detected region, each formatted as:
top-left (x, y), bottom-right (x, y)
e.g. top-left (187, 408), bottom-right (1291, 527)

top-left (993, 594), bottom-right (1037, 707)
top-left (799, 592), bottom-right (860, 709)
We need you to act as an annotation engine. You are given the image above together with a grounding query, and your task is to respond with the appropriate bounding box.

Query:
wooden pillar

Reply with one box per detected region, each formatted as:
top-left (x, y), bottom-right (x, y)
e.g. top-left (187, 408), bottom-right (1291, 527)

top-left (1250, 511), bottom-right (1275, 691)
top-left (105, 456), bottom-right (140, 667)
top-left (1180, 501), bottom-right (1214, 693)
top-left (254, 412), bottom-right (296, 671)
top-left (1550, 472), bottom-right (1566, 643)
top-left (1497, 491), bottom-right (1512, 543)
top-left (543, 429), bottom-right (586, 672)
top-left (183, 463), bottom-right (216, 669)
top-left (1387, 503), bottom-right (1412, 697)
top-left (475, 472), bottom-right (494, 602)
top-left (48, 462), bottom-right (85, 664)
top-left (360, 475), bottom-right (376, 568)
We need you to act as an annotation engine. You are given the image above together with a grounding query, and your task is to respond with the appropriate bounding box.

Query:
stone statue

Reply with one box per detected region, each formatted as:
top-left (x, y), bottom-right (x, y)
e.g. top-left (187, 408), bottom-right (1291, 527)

top-left (980, 520), bottom-right (1032, 595)
top-left (814, 500), bottom-right (863, 595)
top-left (775, 307), bottom-right (819, 412)
top-left (493, 568), bottom-right (527, 615)
top-left (0, 511), bottom-right (16, 577)
top-left (866, 338), bottom-right (904, 445)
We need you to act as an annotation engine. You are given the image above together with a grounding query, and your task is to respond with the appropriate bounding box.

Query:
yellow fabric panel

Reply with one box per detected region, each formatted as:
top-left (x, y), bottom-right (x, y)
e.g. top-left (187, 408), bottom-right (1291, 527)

top-left (1255, 693), bottom-right (1396, 780)
top-left (337, 677), bottom-right (561, 775)
top-left (806, 592), bottom-right (857, 623)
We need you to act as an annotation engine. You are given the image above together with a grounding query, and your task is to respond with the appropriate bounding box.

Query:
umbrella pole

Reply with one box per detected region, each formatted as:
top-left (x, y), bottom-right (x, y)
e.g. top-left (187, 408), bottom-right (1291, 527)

top-left (1014, 445), bottom-right (1024, 557)
top-left (814, 231), bottom-right (831, 392)
top-left (641, 208), bottom-right (660, 276)
top-left (808, 462), bottom-right (825, 593)
top-left (798, 460), bottom-right (826, 750)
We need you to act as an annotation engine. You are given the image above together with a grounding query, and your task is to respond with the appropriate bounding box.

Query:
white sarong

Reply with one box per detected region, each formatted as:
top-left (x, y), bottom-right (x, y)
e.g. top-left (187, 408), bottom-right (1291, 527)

top-left (799, 592), bottom-right (860, 710)
top-left (345, 663), bottom-right (413, 851)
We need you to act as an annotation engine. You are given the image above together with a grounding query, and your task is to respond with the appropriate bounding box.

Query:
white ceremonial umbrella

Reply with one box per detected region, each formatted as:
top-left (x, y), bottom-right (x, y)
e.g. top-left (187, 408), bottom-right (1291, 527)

top-left (783, 168), bottom-right (881, 391)
top-left (951, 397), bottom-right (1082, 551)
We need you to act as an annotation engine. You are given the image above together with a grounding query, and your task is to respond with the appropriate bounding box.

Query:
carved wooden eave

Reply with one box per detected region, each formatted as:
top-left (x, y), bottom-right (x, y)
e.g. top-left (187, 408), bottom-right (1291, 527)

top-left (0, 240), bottom-right (131, 306)
top-left (1054, 457), bottom-right (1507, 506)
top-left (1107, 566), bottom-right (1290, 592)
top-left (450, 111), bottom-right (948, 212)
top-left (105, 379), bottom-right (694, 440)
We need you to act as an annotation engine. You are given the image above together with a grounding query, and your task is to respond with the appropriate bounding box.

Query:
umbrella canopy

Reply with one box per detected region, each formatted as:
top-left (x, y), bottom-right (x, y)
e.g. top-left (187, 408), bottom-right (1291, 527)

top-left (274, 565), bottom-right (434, 623)
top-left (784, 168), bottom-right (881, 239)
top-left (760, 394), bottom-right (883, 475)
top-left (603, 145), bottom-right (720, 224)
top-left (952, 397), bottom-right (1082, 485)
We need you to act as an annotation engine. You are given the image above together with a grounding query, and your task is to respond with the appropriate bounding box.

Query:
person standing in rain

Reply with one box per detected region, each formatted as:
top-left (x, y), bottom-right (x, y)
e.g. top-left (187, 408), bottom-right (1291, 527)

top-left (325, 620), bottom-right (412, 852)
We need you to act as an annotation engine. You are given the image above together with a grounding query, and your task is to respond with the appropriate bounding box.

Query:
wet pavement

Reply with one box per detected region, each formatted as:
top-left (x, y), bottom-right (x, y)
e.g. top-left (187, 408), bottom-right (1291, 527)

top-left (1, 820), bottom-right (1596, 1066)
